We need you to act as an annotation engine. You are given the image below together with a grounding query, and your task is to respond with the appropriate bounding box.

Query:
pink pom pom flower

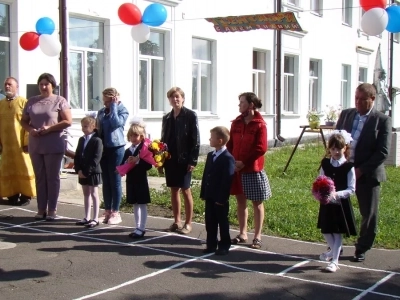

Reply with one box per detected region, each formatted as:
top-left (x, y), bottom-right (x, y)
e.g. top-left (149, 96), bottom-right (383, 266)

top-left (312, 175), bottom-right (336, 205)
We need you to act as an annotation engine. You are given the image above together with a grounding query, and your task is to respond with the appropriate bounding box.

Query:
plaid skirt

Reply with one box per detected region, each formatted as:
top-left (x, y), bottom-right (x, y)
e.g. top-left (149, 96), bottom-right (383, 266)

top-left (241, 170), bottom-right (272, 201)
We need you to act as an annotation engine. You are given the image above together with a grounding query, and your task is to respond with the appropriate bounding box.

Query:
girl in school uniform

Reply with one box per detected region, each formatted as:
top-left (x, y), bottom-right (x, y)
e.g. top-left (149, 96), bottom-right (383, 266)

top-left (317, 130), bottom-right (357, 272)
top-left (74, 115), bottom-right (103, 228)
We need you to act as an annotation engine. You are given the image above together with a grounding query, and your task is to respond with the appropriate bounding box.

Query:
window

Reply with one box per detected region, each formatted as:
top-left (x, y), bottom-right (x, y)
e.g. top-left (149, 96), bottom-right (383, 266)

top-left (359, 8), bottom-right (365, 30)
top-left (283, 55), bottom-right (296, 112)
top-left (252, 51), bottom-right (266, 111)
top-left (394, 32), bottom-right (400, 43)
top-left (287, 0), bottom-right (299, 6)
top-left (309, 60), bottom-right (321, 111)
top-left (0, 3), bottom-right (10, 96)
top-left (342, 0), bottom-right (352, 26)
top-left (358, 67), bottom-right (368, 84)
top-left (341, 65), bottom-right (351, 108)
top-left (139, 32), bottom-right (165, 112)
top-left (69, 17), bottom-right (104, 111)
top-left (310, 0), bottom-right (322, 15)
top-left (192, 38), bottom-right (212, 111)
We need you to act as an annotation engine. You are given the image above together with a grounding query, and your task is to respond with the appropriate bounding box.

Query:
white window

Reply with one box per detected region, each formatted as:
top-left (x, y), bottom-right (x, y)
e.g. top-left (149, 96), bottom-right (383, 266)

top-left (358, 67), bottom-right (368, 84)
top-left (287, 0), bottom-right (299, 6)
top-left (0, 3), bottom-right (10, 96)
top-left (192, 38), bottom-right (212, 112)
top-left (252, 50), bottom-right (267, 111)
top-left (283, 55), bottom-right (296, 112)
top-left (69, 17), bottom-right (104, 111)
top-left (359, 8), bottom-right (365, 30)
top-left (309, 60), bottom-right (321, 111)
top-left (139, 32), bottom-right (165, 112)
top-left (394, 32), bottom-right (400, 43)
top-left (310, 0), bottom-right (322, 15)
top-left (341, 65), bottom-right (351, 108)
top-left (342, 0), bottom-right (352, 26)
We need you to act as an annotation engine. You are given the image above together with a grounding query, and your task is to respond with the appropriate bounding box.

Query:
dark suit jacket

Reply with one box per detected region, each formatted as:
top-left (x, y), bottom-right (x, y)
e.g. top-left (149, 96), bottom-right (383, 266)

top-left (336, 107), bottom-right (391, 182)
top-left (74, 132), bottom-right (103, 177)
top-left (200, 149), bottom-right (235, 204)
top-left (122, 141), bottom-right (153, 204)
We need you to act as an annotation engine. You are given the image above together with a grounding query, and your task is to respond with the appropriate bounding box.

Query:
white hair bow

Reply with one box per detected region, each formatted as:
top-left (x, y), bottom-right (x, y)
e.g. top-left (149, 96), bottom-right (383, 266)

top-left (327, 129), bottom-right (353, 144)
top-left (85, 111), bottom-right (97, 118)
top-left (129, 116), bottom-right (146, 127)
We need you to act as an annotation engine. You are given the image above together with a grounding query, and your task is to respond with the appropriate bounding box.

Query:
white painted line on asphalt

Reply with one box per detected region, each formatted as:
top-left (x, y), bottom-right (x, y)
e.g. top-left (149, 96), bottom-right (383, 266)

top-left (352, 273), bottom-right (397, 300)
top-left (73, 258), bottom-right (200, 300)
top-left (277, 260), bottom-right (311, 276)
top-left (0, 207), bottom-right (16, 212)
top-left (0, 219), bottom-right (46, 229)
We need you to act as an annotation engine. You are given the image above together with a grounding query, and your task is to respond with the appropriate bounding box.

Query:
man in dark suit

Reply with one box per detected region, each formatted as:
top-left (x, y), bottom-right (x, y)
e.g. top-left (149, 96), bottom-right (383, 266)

top-left (200, 126), bottom-right (235, 256)
top-left (336, 83), bottom-right (392, 262)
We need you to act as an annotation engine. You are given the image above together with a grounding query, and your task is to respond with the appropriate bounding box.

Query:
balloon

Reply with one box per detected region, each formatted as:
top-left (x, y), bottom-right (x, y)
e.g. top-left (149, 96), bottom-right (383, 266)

top-left (19, 32), bottom-right (39, 51)
top-left (131, 24), bottom-right (150, 43)
top-left (361, 7), bottom-right (388, 36)
top-left (35, 17), bottom-right (55, 35)
top-left (360, 0), bottom-right (387, 11)
top-left (142, 3), bottom-right (167, 27)
top-left (386, 5), bottom-right (400, 33)
top-left (118, 3), bottom-right (142, 25)
top-left (39, 34), bottom-right (61, 57)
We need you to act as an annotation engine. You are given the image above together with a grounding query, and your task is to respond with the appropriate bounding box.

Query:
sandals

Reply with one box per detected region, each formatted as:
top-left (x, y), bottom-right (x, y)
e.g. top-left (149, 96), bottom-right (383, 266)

top-left (85, 220), bottom-right (99, 228)
top-left (76, 218), bottom-right (90, 225)
top-left (250, 238), bottom-right (262, 249)
top-left (231, 234), bottom-right (248, 244)
top-left (128, 228), bottom-right (146, 239)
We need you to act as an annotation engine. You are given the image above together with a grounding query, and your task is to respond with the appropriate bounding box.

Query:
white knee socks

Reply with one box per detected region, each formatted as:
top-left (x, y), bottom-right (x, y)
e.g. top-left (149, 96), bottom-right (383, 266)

top-left (133, 204), bottom-right (148, 231)
top-left (323, 233), bottom-right (342, 264)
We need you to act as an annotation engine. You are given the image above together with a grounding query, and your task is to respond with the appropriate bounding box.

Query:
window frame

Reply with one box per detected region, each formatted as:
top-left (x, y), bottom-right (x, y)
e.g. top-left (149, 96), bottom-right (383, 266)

top-left (191, 37), bottom-right (213, 113)
top-left (0, 2), bottom-right (10, 91)
top-left (309, 59), bottom-right (321, 111)
top-left (68, 16), bottom-right (105, 112)
top-left (341, 64), bottom-right (351, 109)
top-left (342, 0), bottom-right (352, 26)
top-left (310, 0), bottom-right (323, 16)
top-left (283, 54), bottom-right (298, 113)
top-left (358, 67), bottom-right (368, 85)
top-left (252, 50), bottom-right (271, 113)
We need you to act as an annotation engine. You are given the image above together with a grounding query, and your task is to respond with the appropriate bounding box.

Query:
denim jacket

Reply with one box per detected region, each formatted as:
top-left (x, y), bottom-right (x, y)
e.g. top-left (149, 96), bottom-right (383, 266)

top-left (96, 102), bottom-right (129, 148)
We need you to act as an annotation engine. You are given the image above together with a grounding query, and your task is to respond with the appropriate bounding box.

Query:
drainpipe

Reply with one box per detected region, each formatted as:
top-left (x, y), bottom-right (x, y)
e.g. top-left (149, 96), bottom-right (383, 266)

top-left (59, 0), bottom-right (68, 99)
top-left (388, 0), bottom-right (394, 119)
top-left (274, 0), bottom-right (285, 146)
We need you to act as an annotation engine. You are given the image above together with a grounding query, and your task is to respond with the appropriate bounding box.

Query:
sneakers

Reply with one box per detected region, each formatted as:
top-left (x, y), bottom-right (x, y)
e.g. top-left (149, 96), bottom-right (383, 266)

top-left (107, 211), bottom-right (122, 225)
top-left (98, 210), bottom-right (111, 224)
top-left (353, 250), bottom-right (366, 262)
top-left (325, 262), bottom-right (339, 272)
top-left (319, 251), bottom-right (333, 262)
top-left (176, 223), bottom-right (192, 235)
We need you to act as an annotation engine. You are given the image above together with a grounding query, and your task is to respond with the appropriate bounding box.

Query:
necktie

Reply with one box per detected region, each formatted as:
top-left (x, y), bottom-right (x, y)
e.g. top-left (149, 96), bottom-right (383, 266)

top-left (212, 153), bottom-right (216, 162)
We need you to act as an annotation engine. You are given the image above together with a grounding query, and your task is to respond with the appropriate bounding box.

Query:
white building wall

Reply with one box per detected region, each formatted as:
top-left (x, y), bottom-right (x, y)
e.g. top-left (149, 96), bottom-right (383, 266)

top-left (4, 0), bottom-right (400, 150)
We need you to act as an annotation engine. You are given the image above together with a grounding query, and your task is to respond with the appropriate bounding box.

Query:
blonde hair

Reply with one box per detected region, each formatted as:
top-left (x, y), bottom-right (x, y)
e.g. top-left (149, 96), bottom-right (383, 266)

top-left (127, 123), bottom-right (146, 140)
top-left (81, 116), bottom-right (96, 126)
top-left (210, 126), bottom-right (230, 144)
top-left (167, 87), bottom-right (185, 99)
top-left (102, 87), bottom-right (120, 98)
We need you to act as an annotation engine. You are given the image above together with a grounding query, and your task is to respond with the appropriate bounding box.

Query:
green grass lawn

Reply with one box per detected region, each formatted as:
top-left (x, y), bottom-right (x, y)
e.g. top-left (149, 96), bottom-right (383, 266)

top-left (141, 142), bottom-right (400, 249)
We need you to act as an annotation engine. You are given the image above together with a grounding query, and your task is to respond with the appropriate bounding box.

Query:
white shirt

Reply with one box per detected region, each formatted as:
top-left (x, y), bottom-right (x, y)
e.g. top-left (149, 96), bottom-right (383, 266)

top-left (83, 133), bottom-right (95, 150)
top-left (212, 146), bottom-right (227, 162)
top-left (319, 156), bottom-right (356, 200)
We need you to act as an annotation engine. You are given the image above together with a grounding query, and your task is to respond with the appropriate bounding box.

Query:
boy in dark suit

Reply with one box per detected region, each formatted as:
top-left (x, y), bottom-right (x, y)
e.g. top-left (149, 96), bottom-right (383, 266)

top-left (200, 126), bottom-right (235, 255)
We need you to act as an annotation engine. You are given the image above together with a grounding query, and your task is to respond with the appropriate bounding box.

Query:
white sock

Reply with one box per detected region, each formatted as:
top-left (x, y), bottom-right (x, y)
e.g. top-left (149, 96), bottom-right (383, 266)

top-left (331, 233), bottom-right (343, 264)
top-left (323, 233), bottom-right (334, 256)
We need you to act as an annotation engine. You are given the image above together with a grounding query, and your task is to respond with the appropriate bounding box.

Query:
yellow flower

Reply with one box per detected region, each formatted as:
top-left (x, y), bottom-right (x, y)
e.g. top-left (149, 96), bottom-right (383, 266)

top-left (154, 155), bottom-right (162, 162)
top-left (156, 162), bottom-right (163, 167)
top-left (151, 142), bottom-right (160, 151)
top-left (153, 139), bottom-right (160, 143)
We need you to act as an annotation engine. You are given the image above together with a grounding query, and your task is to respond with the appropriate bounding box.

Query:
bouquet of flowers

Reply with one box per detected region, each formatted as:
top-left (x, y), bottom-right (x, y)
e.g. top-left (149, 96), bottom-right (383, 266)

top-left (325, 105), bottom-right (342, 122)
top-left (312, 175), bottom-right (336, 205)
top-left (148, 139), bottom-right (171, 167)
top-left (116, 138), bottom-right (158, 176)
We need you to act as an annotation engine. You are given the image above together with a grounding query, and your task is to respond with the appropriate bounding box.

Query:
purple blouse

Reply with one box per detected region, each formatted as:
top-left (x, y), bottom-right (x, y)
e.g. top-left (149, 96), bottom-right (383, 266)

top-left (23, 95), bottom-right (71, 154)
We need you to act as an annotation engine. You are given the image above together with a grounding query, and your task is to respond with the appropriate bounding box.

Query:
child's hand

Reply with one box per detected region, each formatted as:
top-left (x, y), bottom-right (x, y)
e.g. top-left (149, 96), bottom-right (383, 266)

top-left (78, 170), bottom-right (86, 179)
top-left (127, 156), bottom-right (139, 164)
top-left (234, 160), bottom-right (244, 172)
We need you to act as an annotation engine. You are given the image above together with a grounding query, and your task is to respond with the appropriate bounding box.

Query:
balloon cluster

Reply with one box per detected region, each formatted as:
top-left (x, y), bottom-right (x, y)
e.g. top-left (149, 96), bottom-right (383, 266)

top-left (118, 3), bottom-right (167, 43)
top-left (360, 0), bottom-right (400, 36)
top-left (19, 17), bottom-right (61, 57)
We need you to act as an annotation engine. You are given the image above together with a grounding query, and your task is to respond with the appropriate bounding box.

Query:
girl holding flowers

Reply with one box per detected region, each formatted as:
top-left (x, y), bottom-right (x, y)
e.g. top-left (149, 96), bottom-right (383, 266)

top-left (316, 130), bottom-right (357, 272)
top-left (122, 119), bottom-right (153, 238)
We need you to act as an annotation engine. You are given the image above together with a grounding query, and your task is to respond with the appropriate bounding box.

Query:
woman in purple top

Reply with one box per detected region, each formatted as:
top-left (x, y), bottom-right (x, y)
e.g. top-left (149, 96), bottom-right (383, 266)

top-left (21, 73), bottom-right (72, 220)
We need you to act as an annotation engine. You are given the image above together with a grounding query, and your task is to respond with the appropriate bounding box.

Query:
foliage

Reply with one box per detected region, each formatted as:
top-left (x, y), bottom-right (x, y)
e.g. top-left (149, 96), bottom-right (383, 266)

top-left (306, 109), bottom-right (320, 122)
top-left (325, 105), bottom-right (342, 122)
top-left (112, 143), bottom-right (400, 249)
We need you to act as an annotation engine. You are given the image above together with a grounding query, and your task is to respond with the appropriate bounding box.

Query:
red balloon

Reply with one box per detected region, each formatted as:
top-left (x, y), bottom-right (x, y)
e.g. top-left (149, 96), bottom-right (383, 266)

top-left (118, 3), bottom-right (142, 25)
top-left (360, 0), bottom-right (387, 11)
top-left (19, 32), bottom-right (39, 51)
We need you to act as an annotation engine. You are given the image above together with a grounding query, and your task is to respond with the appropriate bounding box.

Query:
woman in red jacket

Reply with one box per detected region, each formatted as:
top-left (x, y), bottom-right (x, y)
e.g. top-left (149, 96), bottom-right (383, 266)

top-left (227, 92), bottom-right (272, 249)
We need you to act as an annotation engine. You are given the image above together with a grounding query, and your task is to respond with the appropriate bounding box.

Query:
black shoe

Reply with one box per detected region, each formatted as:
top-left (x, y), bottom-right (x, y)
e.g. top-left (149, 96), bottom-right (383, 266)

top-left (18, 198), bottom-right (31, 206)
top-left (215, 249), bottom-right (229, 256)
top-left (128, 229), bottom-right (145, 239)
top-left (353, 250), bottom-right (365, 262)
top-left (85, 220), bottom-right (99, 228)
top-left (202, 248), bottom-right (217, 254)
top-left (75, 218), bottom-right (90, 225)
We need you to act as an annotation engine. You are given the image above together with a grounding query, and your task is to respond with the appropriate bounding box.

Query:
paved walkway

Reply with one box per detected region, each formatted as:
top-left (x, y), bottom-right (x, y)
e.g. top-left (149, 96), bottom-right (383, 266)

top-left (0, 198), bottom-right (399, 299)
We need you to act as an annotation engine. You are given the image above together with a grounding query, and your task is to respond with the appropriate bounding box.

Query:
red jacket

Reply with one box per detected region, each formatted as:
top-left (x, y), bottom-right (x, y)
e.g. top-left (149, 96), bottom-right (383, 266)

top-left (226, 111), bottom-right (267, 173)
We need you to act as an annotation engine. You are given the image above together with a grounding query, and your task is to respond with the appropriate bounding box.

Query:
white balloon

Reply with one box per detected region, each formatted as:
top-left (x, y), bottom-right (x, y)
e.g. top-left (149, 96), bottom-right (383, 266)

top-left (39, 34), bottom-right (61, 57)
top-left (361, 8), bottom-right (388, 36)
top-left (131, 24), bottom-right (150, 43)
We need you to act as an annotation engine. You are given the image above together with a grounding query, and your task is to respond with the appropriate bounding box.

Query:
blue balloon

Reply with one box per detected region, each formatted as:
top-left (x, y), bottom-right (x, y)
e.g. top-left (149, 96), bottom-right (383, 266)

top-left (386, 6), bottom-right (400, 33)
top-left (36, 17), bottom-right (55, 35)
top-left (142, 4), bottom-right (167, 27)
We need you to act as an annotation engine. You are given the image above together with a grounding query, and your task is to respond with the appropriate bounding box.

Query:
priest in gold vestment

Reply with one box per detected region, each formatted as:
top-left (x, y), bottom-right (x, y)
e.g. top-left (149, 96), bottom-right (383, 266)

top-left (0, 77), bottom-right (36, 205)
